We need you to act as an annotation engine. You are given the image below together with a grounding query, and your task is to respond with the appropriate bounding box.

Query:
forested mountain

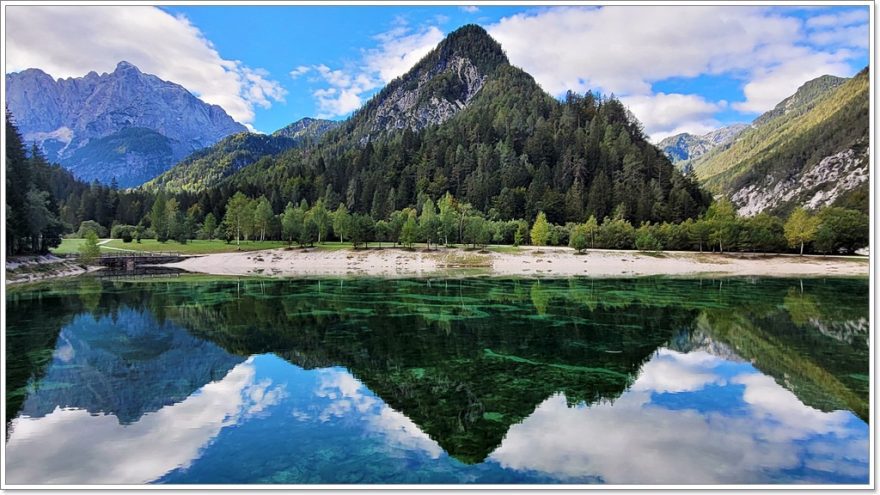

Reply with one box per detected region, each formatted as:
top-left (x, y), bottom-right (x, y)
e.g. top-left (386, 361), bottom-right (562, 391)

top-left (5, 62), bottom-right (246, 187)
top-left (167, 25), bottom-right (710, 226)
top-left (143, 133), bottom-right (298, 193)
top-left (658, 124), bottom-right (749, 165)
top-left (145, 118), bottom-right (337, 193)
top-left (690, 69), bottom-right (868, 216)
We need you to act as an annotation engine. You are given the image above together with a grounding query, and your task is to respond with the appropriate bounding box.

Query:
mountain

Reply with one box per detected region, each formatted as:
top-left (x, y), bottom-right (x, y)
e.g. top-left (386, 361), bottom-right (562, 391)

top-left (338, 24), bottom-right (507, 143)
top-left (658, 123), bottom-right (749, 164)
top-left (751, 75), bottom-right (847, 127)
top-left (168, 25), bottom-right (710, 228)
top-left (272, 117), bottom-right (338, 143)
top-left (5, 61), bottom-right (246, 187)
top-left (690, 70), bottom-right (868, 216)
top-left (144, 132), bottom-right (298, 192)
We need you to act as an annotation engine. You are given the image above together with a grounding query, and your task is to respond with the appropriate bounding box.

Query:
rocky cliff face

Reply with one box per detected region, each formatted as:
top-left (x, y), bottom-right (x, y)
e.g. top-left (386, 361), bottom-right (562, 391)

top-left (5, 61), bottom-right (246, 187)
top-left (731, 146), bottom-right (869, 216)
top-left (368, 56), bottom-right (487, 137)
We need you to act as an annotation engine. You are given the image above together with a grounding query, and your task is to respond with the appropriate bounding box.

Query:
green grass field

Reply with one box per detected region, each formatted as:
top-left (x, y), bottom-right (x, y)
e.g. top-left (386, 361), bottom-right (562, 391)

top-left (50, 238), bottom-right (112, 255)
top-left (99, 239), bottom-right (290, 254)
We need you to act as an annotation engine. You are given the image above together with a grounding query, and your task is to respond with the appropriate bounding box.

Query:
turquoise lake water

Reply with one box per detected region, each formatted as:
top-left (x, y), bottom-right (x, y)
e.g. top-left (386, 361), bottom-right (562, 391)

top-left (4, 276), bottom-right (869, 484)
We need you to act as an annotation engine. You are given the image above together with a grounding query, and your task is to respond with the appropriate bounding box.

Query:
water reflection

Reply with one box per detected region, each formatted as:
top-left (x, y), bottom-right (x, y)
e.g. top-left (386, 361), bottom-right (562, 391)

top-left (4, 277), bottom-right (869, 484)
top-left (491, 349), bottom-right (867, 484)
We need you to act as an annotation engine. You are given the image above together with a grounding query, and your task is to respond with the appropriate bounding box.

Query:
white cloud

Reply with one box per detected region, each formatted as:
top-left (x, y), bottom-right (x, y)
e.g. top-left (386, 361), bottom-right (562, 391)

top-left (809, 24), bottom-right (869, 48)
top-left (461, 6), bottom-right (479, 14)
top-left (290, 66), bottom-right (312, 79)
top-left (5, 6), bottom-right (285, 128)
top-left (490, 348), bottom-right (868, 483)
top-left (301, 23), bottom-right (444, 118)
top-left (630, 349), bottom-right (725, 392)
top-left (805, 9), bottom-right (868, 29)
top-left (487, 6), bottom-right (866, 120)
top-left (5, 358), bottom-right (274, 484)
top-left (733, 50), bottom-right (853, 113)
top-left (621, 93), bottom-right (725, 142)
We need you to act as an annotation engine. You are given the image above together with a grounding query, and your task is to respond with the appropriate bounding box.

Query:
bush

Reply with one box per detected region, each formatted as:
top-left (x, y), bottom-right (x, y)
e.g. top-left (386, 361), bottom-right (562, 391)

top-left (569, 224), bottom-right (588, 253)
top-left (78, 231), bottom-right (101, 263)
top-left (110, 224), bottom-right (137, 239)
top-left (635, 230), bottom-right (663, 252)
top-left (77, 220), bottom-right (108, 239)
top-left (122, 231), bottom-right (133, 243)
top-left (597, 218), bottom-right (636, 249)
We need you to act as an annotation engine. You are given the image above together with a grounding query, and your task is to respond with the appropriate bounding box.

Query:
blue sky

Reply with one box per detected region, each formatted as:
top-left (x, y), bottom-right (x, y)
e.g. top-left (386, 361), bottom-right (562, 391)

top-left (5, 4), bottom-right (871, 141)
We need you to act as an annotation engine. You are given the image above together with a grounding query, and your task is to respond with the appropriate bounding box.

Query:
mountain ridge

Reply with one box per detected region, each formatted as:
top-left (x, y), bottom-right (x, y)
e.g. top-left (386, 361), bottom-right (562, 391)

top-left (5, 61), bottom-right (246, 187)
top-left (690, 69), bottom-right (868, 216)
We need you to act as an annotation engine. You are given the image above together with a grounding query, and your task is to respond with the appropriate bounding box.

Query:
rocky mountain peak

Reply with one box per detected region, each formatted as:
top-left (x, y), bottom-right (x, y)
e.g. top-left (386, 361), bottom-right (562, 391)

top-left (346, 24), bottom-right (509, 142)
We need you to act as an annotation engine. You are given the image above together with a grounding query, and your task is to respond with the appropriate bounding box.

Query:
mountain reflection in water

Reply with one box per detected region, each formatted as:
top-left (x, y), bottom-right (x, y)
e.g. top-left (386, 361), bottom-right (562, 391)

top-left (4, 277), bottom-right (869, 485)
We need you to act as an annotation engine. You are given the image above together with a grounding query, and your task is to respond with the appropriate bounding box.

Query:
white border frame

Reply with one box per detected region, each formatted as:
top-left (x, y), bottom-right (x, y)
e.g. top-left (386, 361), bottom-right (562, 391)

top-left (0, 1), bottom-right (874, 492)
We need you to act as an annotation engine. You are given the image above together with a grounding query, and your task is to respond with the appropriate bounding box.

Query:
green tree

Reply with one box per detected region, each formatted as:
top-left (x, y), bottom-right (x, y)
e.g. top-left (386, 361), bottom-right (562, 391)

top-left (514, 220), bottom-right (528, 246)
top-left (281, 203), bottom-right (298, 244)
top-left (349, 214), bottom-right (374, 249)
top-left (419, 198), bottom-right (440, 249)
top-left (400, 210), bottom-right (419, 248)
top-left (253, 196), bottom-right (274, 241)
top-left (784, 207), bottom-right (820, 255)
top-left (584, 215), bottom-right (599, 249)
top-left (201, 213), bottom-right (218, 240)
top-left (151, 191), bottom-right (168, 242)
top-left (333, 203), bottom-right (351, 243)
top-left (530, 211), bottom-right (550, 246)
top-left (223, 192), bottom-right (251, 248)
top-left (814, 207), bottom-right (869, 254)
top-left (705, 198), bottom-right (737, 253)
top-left (438, 192), bottom-right (458, 246)
top-left (635, 224), bottom-right (663, 251)
top-left (309, 199), bottom-right (331, 243)
top-left (78, 230), bottom-right (101, 263)
top-left (166, 198), bottom-right (183, 242)
top-left (569, 223), bottom-right (589, 253)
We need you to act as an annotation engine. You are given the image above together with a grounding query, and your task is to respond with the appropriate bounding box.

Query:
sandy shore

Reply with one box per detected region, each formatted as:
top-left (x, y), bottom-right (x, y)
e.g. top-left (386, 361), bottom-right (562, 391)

top-left (165, 246), bottom-right (869, 278)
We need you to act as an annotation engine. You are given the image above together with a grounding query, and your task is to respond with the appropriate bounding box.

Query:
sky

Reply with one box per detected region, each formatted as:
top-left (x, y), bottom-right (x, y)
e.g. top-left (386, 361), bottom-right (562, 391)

top-left (4, 4), bottom-right (871, 141)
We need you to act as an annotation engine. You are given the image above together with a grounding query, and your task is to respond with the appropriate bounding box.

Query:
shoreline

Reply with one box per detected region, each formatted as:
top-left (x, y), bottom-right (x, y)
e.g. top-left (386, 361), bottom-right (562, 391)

top-left (163, 246), bottom-right (869, 279)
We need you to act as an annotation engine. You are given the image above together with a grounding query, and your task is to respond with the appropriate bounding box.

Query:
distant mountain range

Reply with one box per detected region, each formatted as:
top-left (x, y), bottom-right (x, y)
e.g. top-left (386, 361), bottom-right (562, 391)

top-left (5, 61), bottom-right (246, 187)
top-left (658, 124), bottom-right (749, 165)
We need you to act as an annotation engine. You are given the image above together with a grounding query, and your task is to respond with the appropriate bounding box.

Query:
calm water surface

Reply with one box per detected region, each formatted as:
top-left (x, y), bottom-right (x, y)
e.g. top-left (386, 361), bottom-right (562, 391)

top-left (5, 276), bottom-right (869, 485)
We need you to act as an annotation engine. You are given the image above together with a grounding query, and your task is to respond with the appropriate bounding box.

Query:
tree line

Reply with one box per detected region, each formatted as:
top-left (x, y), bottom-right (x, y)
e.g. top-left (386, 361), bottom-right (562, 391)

top-left (6, 108), bottom-right (867, 257)
top-left (101, 188), bottom-right (867, 256)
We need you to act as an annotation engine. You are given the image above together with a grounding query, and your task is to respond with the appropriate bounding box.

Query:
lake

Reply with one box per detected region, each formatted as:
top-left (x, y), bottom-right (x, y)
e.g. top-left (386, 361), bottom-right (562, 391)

top-left (5, 276), bottom-right (869, 485)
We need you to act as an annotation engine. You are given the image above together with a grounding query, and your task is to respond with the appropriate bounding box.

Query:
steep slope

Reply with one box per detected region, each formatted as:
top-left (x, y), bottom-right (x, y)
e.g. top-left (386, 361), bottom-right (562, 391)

top-left (213, 24), bottom-right (710, 226)
top-left (148, 118), bottom-right (337, 193)
top-left (5, 62), bottom-right (246, 187)
top-left (272, 117), bottom-right (339, 144)
top-left (659, 123), bottom-right (749, 164)
top-left (144, 132), bottom-right (297, 192)
top-left (692, 70), bottom-right (868, 216)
